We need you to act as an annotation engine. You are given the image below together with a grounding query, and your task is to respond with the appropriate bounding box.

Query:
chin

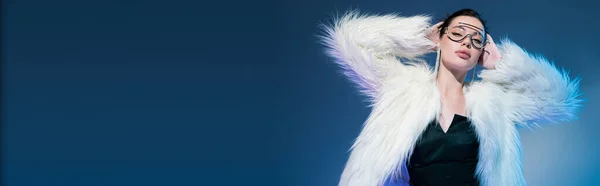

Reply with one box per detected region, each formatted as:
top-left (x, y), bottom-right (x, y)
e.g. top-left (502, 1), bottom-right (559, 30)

top-left (444, 58), bottom-right (476, 71)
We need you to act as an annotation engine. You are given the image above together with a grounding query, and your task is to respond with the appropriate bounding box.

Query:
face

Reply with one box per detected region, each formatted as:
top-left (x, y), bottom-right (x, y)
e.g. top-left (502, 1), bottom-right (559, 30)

top-left (438, 16), bottom-right (486, 73)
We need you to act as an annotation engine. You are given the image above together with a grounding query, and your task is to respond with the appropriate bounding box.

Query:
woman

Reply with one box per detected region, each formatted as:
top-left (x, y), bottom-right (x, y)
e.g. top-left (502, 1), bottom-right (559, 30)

top-left (319, 8), bottom-right (582, 186)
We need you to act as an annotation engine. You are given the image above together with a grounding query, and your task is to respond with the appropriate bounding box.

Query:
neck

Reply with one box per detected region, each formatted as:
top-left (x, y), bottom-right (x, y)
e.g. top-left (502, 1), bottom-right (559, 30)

top-left (436, 62), bottom-right (467, 97)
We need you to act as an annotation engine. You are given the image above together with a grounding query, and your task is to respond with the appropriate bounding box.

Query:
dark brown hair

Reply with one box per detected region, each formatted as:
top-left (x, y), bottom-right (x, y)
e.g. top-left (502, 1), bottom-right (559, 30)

top-left (438, 9), bottom-right (488, 39)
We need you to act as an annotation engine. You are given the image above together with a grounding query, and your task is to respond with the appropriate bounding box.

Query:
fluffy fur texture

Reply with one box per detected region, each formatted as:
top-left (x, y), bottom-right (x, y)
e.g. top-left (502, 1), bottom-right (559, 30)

top-left (319, 10), bottom-right (583, 186)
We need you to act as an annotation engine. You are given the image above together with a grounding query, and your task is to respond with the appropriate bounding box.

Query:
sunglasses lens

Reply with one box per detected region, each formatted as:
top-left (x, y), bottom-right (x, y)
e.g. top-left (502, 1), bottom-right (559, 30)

top-left (448, 28), bottom-right (485, 48)
top-left (448, 28), bottom-right (465, 40)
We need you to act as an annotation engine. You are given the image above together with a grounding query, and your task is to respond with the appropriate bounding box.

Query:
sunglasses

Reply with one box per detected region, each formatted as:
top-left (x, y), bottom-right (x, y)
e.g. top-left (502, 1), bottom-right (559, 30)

top-left (444, 22), bottom-right (488, 49)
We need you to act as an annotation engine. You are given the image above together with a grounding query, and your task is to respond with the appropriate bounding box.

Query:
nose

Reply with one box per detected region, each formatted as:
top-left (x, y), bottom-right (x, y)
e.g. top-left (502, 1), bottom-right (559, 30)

top-left (462, 38), bottom-right (472, 49)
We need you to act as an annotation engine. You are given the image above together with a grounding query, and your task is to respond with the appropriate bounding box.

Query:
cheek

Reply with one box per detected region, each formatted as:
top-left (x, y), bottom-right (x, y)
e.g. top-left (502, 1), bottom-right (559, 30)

top-left (473, 50), bottom-right (483, 61)
top-left (466, 51), bottom-right (481, 64)
top-left (439, 38), bottom-right (455, 50)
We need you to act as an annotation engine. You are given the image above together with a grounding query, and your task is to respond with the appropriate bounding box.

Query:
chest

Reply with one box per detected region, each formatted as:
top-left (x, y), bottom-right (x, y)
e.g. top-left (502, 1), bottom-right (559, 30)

top-left (439, 95), bottom-right (467, 132)
top-left (349, 79), bottom-right (519, 186)
top-left (410, 114), bottom-right (480, 166)
top-left (407, 114), bottom-right (480, 185)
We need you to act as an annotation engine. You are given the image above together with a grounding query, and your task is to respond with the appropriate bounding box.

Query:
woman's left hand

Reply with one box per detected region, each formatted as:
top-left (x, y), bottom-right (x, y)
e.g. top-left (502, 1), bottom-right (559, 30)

top-left (478, 34), bottom-right (501, 70)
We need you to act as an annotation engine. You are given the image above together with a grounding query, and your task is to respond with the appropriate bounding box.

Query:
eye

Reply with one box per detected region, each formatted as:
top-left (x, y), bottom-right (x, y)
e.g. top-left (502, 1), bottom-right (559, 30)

top-left (452, 32), bottom-right (463, 37)
top-left (473, 39), bottom-right (482, 44)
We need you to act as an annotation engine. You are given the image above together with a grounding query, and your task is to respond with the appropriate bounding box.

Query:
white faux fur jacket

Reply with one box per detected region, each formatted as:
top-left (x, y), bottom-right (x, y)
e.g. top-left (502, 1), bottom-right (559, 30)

top-left (320, 11), bottom-right (583, 186)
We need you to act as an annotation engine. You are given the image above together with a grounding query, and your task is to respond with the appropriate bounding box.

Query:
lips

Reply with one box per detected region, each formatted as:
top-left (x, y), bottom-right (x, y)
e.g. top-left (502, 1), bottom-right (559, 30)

top-left (455, 50), bottom-right (471, 60)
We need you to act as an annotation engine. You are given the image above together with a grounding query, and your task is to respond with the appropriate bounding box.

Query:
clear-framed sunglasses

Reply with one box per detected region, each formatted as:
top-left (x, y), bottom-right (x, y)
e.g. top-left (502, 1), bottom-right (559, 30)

top-left (444, 22), bottom-right (488, 49)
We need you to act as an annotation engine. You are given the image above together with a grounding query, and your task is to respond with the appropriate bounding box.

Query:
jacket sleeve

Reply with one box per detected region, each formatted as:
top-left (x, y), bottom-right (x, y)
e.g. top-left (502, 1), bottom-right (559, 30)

top-left (478, 38), bottom-right (583, 128)
top-left (319, 11), bottom-right (436, 102)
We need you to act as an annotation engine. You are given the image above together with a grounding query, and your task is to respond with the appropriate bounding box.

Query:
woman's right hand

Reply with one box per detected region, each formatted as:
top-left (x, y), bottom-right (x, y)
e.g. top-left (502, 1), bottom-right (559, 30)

top-left (426, 21), bottom-right (444, 51)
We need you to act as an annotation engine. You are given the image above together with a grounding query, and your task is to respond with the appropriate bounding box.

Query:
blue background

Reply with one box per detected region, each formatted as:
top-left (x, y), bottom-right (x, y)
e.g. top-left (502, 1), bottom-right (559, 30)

top-left (3, 0), bottom-right (599, 185)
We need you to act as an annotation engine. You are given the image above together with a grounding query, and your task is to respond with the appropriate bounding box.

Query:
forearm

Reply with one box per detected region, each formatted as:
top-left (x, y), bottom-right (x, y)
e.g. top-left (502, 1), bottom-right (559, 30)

top-left (321, 11), bottom-right (435, 59)
top-left (319, 10), bottom-right (436, 99)
top-left (479, 39), bottom-right (583, 126)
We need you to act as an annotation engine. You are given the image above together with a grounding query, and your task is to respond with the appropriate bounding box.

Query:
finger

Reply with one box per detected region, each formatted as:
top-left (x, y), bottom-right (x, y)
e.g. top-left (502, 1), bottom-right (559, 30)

top-left (430, 21), bottom-right (443, 31)
top-left (486, 33), bottom-right (496, 44)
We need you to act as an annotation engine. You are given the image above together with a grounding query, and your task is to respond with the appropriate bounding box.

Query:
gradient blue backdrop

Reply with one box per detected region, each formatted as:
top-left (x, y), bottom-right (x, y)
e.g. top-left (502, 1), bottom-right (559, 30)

top-left (3, 0), bottom-right (599, 185)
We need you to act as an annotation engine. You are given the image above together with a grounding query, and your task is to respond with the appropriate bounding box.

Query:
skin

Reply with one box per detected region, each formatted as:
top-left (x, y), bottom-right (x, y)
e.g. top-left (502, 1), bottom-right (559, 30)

top-left (427, 15), bottom-right (501, 133)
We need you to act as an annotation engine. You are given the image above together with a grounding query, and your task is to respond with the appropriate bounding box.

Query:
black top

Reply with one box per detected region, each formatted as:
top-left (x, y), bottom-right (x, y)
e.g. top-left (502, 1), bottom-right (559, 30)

top-left (407, 114), bottom-right (480, 186)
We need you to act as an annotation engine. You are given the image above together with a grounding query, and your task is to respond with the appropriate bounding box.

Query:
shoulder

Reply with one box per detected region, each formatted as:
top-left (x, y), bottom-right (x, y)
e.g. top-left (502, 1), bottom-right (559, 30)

top-left (465, 81), bottom-right (506, 104)
top-left (465, 81), bottom-right (510, 119)
top-left (375, 62), bottom-right (437, 110)
top-left (382, 61), bottom-right (435, 92)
